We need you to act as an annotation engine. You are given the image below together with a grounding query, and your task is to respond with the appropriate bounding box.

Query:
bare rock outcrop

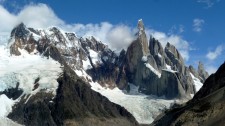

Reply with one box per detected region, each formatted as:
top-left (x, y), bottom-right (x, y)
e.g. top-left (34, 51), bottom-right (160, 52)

top-left (198, 61), bottom-right (209, 83)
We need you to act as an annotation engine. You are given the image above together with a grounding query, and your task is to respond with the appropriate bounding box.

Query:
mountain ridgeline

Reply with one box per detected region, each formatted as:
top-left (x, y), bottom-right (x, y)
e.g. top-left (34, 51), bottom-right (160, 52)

top-left (4, 20), bottom-right (210, 126)
top-left (9, 20), bottom-right (208, 99)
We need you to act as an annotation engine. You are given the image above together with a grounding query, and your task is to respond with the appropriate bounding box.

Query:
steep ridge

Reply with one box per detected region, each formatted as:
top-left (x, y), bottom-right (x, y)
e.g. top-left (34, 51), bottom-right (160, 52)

top-left (152, 62), bottom-right (225, 126)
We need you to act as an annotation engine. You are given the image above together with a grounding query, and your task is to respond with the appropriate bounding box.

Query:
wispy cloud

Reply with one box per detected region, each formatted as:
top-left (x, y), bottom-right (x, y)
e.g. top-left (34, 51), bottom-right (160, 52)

top-left (206, 45), bottom-right (224, 60)
top-left (197, 0), bottom-right (221, 8)
top-left (193, 18), bottom-right (205, 32)
top-left (168, 25), bottom-right (184, 35)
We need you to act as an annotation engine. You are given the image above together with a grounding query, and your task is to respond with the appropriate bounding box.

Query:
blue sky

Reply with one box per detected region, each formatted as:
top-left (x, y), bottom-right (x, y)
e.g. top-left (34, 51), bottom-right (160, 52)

top-left (0, 0), bottom-right (225, 73)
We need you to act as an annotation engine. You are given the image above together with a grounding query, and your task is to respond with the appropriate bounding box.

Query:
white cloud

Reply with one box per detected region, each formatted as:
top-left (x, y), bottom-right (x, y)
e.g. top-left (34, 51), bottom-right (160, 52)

top-left (106, 25), bottom-right (135, 51)
top-left (197, 0), bottom-right (221, 8)
top-left (193, 18), bottom-right (205, 32)
top-left (206, 45), bottom-right (224, 60)
top-left (65, 22), bottom-right (135, 51)
top-left (0, 4), bottom-right (135, 50)
top-left (0, 3), bottom-right (190, 61)
top-left (205, 65), bottom-right (217, 74)
top-left (0, 4), bottom-right (64, 33)
top-left (18, 4), bottom-right (64, 28)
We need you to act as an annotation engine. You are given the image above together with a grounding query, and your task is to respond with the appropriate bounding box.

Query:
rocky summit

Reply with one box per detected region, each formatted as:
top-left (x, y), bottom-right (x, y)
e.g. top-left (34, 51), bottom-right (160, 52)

top-left (125, 20), bottom-right (208, 99)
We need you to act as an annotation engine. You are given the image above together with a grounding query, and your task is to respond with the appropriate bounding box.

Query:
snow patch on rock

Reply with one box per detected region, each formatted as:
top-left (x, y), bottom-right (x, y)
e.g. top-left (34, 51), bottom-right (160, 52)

top-left (190, 73), bottom-right (203, 92)
top-left (145, 63), bottom-right (161, 78)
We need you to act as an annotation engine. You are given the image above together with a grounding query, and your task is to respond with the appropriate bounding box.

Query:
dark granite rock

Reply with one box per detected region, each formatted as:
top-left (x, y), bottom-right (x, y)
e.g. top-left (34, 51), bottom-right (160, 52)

top-left (125, 21), bottom-right (195, 99)
top-left (0, 82), bottom-right (23, 100)
top-left (149, 35), bottom-right (166, 70)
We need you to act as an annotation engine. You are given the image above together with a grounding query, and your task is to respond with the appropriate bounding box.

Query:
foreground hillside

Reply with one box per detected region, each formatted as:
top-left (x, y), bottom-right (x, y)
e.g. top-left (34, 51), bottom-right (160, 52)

top-left (152, 61), bottom-right (225, 126)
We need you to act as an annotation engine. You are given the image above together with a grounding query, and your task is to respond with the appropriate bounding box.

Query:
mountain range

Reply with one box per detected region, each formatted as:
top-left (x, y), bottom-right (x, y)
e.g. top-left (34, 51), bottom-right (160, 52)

top-left (0, 20), bottom-right (217, 126)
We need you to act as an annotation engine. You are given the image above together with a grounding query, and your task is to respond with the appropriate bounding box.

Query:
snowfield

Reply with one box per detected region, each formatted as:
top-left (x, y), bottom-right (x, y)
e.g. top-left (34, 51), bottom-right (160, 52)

top-left (90, 82), bottom-right (176, 124)
top-left (0, 45), bottom-right (62, 125)
top-left (190, 73), bottom-right (203, 92)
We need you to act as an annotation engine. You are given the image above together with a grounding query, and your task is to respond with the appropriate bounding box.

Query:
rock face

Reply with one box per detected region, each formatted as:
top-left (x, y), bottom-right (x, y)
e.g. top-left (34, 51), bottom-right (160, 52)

top-left (189, 65), bottom-right (199, 78)
top-left (198, 61), bottom-right (209, 83)
top-left (149, 36), bottom-right (166, 70)
top-left (9, 21), bottom-right (208, 100)
top-left (152, 61), bottom-right (225, 126)
top-left (9, 23), bottom-right (36, 55)
top-left (137, 19), bottom-right (150, 56)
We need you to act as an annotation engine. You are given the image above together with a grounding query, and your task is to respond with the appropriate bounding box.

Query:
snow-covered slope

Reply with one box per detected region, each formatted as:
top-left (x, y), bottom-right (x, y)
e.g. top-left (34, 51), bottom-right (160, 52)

top-left (190, 73), bottom-right (203, 92)
top-left (91, 83), bottom-right (175, 124)
top-left (0, 45), bottom-right (62, 125)
top-left (0, 94), bottom-right (21, 126)
top-left (0, 46), bottom-right (62, 95)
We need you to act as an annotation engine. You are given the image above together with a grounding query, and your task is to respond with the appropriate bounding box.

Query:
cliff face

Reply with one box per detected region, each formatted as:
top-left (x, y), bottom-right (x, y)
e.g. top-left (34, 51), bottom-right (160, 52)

top-left (125, 20), bottom-right (206, 99)
top-left (152, 62), bottom-right (225, 126)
